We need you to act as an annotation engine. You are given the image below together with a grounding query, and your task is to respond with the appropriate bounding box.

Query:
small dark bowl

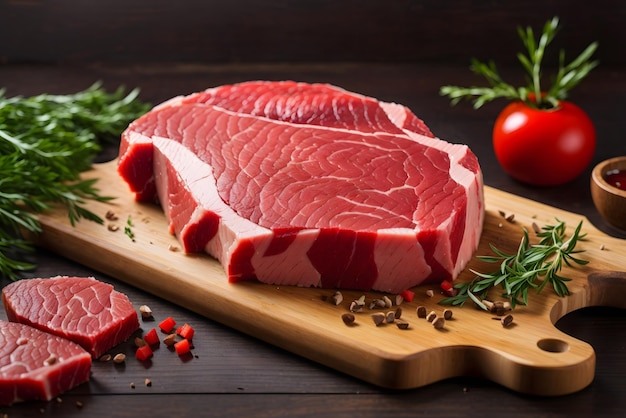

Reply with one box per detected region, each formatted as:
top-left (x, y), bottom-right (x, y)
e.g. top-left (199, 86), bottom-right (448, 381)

top-left (591, 156), bottom-right (626, 230)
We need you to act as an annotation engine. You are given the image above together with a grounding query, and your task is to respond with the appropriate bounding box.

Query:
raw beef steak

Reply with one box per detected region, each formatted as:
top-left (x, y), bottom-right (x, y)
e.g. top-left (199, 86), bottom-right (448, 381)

top-left (118, 81), bottom-right (484, 293)
top-left (2, 277), bottom-right (139, 358)
top-left (0, 320), bottom-right (91, 405)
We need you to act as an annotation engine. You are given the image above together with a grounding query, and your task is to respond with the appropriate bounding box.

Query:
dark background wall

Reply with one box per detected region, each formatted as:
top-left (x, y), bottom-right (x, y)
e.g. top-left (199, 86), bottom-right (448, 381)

top-left (1, 0), bottom-right (624, 66)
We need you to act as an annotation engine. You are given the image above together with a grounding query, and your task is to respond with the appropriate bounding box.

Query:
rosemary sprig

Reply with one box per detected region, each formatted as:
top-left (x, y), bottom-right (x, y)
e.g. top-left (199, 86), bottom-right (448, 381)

top-left (124, 215), bottom-right (136, 242)
top-left (440, 16), bottom-right (598, 109)
top-left (440, 219), bottom-right (588, 310)
top-left (0, 83), bottom-right (151, 280)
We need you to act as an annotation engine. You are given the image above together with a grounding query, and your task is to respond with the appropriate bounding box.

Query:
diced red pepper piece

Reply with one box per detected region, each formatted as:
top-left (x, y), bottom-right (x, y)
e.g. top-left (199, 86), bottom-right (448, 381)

top-left (399, 289), bottom-right (415, 302)
top-left (158, 317), bottom-right (176, 333)
top-left (177, 323), bottom-right (195, 340)
top-left (143, 328), bottom-right (159, 346)
top-left (440, 280), bottom-right (453, 291)
top-left (174, 339), bottom-right (191, 356)
top-left (135, 344), bottom-right (153, 361)
top-left (440, 280), bottom-right (457, 297)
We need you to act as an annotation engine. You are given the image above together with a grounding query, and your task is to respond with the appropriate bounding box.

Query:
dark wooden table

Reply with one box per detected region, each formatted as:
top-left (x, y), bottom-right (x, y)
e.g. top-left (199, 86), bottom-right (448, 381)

top-left (1, 63), bottom-right (625, 417)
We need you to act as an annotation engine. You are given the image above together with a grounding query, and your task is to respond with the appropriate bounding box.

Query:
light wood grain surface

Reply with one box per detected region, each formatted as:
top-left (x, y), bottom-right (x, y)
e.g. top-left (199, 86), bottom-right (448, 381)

top-left (29, 160), bottom-right (626, 396)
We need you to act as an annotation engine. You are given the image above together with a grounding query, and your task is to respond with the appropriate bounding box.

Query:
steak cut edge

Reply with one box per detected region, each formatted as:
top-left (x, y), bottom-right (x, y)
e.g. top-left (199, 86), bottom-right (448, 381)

top-left (118, 81), bottom-right (484, 293)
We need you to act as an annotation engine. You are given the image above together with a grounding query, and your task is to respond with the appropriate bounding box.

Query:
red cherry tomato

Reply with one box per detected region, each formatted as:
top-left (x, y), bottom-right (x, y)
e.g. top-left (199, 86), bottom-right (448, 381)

top-left (492, 100), bottom-right (596, 186)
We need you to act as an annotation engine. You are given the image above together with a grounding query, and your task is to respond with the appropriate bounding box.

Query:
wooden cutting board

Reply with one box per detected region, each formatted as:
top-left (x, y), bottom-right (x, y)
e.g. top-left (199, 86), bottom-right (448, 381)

top-left (30, 160), bottom-right (626, 396)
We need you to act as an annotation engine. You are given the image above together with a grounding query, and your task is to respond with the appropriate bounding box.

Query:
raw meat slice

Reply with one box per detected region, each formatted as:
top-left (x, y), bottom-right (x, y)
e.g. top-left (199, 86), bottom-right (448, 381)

top-left (118, 81), bottom-right (484, 293)
top-left (0, 320), bottom-right (91, 406)
top-left (2, 277), bottom-right (139, 359)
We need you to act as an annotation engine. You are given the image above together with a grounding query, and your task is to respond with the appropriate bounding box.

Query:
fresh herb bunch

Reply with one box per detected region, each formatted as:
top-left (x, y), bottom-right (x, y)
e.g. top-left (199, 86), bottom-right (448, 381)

top-left (0, 82), bottom-right (151, 280)
top-left (440, 219), bottom-right (588, 310)
top-left (440, 16), bottom-right (598, 109)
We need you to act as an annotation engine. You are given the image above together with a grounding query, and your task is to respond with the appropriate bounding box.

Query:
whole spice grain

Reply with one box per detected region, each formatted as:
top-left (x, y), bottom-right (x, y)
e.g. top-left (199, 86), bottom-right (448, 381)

top-left (349, 300), bottom-right (363, 313)
top-left (99, 354), bottom-right (112, 362)
top-left (385, 311), bottom-right (396, 323)
top-left (432, 317), bottom-right (446, 330)
top-left (426, 311), bottom-right (437, 323)
top-left (501, 314), bottom-right (514, 328)
top-left (494, 301), bottom-right (506, 316)
top-left (341, 313), bottom-right (356, 326)
top-left (443, 309), bottom-right (453, 320)
top-left (395, 294), bottom-right (404, 305)
top-left (105, 210), bottom-right (118, 221)
top-left (139, 305), bottom-right (153, 320)
top-left (163, 333), bottom-right (177, 346)
top-left (394, 307), bottom-right (402, 319)
top-left (134, 336), bottom-right (146, 347)
top-left (416, 306), bottom-right (427, 318)
top-left (532, 222), bottom-right (541, 234)
top-left (113, 353), bottom-right (126, 364)
top-left (382, 295), bottom-right (393, 308)
top-left (425, 289), bottom-right (434, 297)
top-left (371, 312), bottom-right (386, 326)
top-left (483, 300), bottom-right (511, 316)
top-left (396, 320), bottom-right (410, 330)
top-left (330, 291), bottom-right (343, 306)
top-left (370, 298), bottom-right (386, 309)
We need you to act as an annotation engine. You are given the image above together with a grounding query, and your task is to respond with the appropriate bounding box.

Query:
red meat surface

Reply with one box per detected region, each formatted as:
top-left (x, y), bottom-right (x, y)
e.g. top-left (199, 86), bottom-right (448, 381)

top-left (118, 81), bottom-right (484, 293)
top-left (0, 320), bottom-right (91, 405)
top-left (2, 277), bottom-right (139, 359)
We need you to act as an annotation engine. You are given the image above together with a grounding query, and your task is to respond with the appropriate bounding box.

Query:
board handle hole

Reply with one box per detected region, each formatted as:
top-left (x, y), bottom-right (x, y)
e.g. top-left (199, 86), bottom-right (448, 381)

top-left (537, 338), bottom-right (569, 353)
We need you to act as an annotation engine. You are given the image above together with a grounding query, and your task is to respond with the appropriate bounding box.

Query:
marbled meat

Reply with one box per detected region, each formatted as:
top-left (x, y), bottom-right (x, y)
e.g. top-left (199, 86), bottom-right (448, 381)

top-left (2, 277), bottom-right (139, 359)
top-left (118, 81), bottom-right (484, 293)
top-left (0, 320), bottom-right (91, 405)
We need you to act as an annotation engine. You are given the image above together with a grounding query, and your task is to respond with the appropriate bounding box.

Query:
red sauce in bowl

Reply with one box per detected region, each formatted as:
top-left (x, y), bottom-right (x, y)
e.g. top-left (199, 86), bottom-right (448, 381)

top-left (605, 169), bottom-right (626, 191)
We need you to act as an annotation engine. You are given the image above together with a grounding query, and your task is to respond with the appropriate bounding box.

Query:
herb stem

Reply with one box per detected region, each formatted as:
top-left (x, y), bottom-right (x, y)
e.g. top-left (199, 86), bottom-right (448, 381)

top-left (440, 219), bottom-right (588, 309)
top-left (0, 83), bottom-right (150, 280)
top-left (440, 16), bottom-right (598, 109)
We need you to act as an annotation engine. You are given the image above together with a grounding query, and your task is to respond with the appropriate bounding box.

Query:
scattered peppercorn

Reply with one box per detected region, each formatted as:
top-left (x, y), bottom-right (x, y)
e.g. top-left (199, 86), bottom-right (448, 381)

top-left (426, 311), bottom-right (437, 323)
top-left (501, 314), bottom-right (514, 328)
top-left (432, 317), bottom-right (446, 330)
top-left (341, 313), bottom-right (356, 326)
top-left (396, 320), bottom-right (410, 330)
top-left (163, 333), bottom-right (177, 346)
top-left (371, 312), bottom-right (386, 326)
top-left (330, 291), bottom-right (344, 306)
top-left (139, 305), bottom-right (153, 320)
top-left (113, 353), bottom-right (127, 364)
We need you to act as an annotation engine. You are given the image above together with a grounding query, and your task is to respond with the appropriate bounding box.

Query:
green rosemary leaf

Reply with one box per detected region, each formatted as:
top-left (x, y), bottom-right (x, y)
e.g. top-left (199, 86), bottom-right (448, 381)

top-left (0, 83), bottom-right (151, 280)
top-left (440, 219), bottom-right (587, 310)
top-left (440, 16), bottom-right (598, 109)
top-left (468, 290), bottom-right (487, 310)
